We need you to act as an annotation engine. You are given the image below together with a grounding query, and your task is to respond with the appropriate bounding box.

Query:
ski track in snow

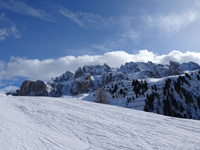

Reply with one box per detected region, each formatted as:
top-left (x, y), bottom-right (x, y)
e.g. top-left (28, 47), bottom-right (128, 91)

top-left (0, 94), bottom-right (200, 150)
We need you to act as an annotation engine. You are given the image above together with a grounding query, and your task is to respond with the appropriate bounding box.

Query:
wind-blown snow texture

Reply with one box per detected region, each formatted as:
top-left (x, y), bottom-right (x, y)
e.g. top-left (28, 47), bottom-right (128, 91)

top-left (0, 94), bottom-right (200, 150)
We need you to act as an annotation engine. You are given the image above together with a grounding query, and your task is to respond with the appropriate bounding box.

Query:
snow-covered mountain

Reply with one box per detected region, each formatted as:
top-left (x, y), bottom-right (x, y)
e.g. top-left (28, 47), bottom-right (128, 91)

top-left (104, 70), bottom-right (200, 119)
top-left (10, 61), bottom-right (199, 97)
top-left (8, 61), bottom-right (200, 119)
top-left (1, 94), bottom-right (200, 150)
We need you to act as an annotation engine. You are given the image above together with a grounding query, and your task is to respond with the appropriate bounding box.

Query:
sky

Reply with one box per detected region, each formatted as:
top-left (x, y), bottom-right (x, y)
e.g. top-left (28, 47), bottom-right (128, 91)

top-left (1, 0), bottom-right (200, 91)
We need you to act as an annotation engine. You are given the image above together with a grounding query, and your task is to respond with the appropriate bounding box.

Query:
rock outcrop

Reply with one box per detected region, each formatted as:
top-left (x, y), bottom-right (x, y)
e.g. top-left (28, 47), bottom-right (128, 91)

top-left (10, 61), bottom-right (200, 97)
top-left (16, 80), bottom-right (48, 96)
top-left (180, 61), bottom-right (200, 71)
top-left (71, 73), bottom-right (94, 95)
top-left (169, 61), bottom-right (182, 75)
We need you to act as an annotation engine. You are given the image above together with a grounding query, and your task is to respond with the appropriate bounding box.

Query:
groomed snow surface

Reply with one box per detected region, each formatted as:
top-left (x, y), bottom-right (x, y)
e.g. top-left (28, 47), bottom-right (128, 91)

top-left (0, 94), bottom-right (200, 150)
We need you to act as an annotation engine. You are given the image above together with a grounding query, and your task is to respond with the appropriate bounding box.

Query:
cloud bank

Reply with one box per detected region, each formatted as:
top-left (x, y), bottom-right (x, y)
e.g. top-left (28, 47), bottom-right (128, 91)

top-left (0, 50), bottom-right (200, 84)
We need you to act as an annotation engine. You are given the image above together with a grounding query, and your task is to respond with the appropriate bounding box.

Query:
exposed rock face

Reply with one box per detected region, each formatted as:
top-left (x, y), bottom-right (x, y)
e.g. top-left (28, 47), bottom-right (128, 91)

top-left (71, 73), bottom-right (94, 95)
top-left (20, 80), bottom-right (34, 96)
top-left (48, 64), bottom-right (113, 96)
top-left (19, 80), bottom-right (48, 96)
top-left (169, 61), bottom-right (182, 75)
top-left (82, 64), bottom-right (111, 75)
top-left (154, 64), bottom-right (170, 77)
top-left (181, 62), bottom-right (200, 71)
top-left (120, 61), bottom-right (170, 78)
top-left (74, 64), bottom-right (111, 78)
top-left (10, 61), bottom-right (200, 97)
top-left (74, 68), bottom-right (83, 78)
top-left (48, 82), bottom-right (63, 97)
top-left (120, 62), bottom-right (141, 73)
top-left (53, 71), bottom-right (73, 83)
top-left (32, 80), bottom-right (48, 96)
top-left (48, 71), bottom-right (74, 97)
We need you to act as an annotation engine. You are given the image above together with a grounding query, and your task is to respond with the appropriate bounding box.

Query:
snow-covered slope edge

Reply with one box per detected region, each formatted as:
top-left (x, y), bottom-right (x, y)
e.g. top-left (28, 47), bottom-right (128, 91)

top-left (0, 94), bottom-right (200, 150)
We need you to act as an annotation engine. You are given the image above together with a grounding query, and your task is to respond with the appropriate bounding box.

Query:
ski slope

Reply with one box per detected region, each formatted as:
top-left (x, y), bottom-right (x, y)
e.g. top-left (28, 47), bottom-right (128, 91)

top-left (0, 94), bottom-right (200, 150)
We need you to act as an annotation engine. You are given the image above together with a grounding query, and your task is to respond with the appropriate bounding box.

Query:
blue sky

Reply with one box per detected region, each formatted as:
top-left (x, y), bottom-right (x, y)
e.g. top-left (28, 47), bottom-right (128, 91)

top-left (1, 0), bottom-right (200, 91)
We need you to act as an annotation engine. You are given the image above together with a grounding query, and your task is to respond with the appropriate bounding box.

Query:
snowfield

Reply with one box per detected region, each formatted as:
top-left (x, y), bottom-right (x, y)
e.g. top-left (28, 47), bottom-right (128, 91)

top-left (0, 94), bottom-right (200, 150)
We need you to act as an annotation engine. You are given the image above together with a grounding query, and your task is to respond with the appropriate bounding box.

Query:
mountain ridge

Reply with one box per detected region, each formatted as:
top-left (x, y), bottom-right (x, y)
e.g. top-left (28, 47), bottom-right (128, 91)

top-left (8, 60), bottom-right (200, 120)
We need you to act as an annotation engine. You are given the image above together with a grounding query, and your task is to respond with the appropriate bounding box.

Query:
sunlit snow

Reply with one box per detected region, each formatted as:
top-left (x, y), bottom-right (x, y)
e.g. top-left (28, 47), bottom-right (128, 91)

top-left (0, 94), bottom-right (200, 150)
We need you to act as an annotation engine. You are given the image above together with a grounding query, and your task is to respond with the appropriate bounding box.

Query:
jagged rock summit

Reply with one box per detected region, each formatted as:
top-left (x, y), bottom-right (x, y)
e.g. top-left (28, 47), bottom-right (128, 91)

top-left (9, 61), bottom-right (200, 97)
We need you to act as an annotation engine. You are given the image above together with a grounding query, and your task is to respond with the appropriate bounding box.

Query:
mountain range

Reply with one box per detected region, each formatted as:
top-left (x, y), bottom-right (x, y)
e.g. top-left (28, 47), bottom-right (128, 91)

top-left (8, 61), bottom-right (200, 120)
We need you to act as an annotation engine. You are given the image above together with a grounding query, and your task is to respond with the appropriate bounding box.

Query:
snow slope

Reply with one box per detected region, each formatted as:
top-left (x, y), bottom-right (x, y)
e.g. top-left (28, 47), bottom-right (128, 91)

top-left (0, 94), bottom-right (200, 150)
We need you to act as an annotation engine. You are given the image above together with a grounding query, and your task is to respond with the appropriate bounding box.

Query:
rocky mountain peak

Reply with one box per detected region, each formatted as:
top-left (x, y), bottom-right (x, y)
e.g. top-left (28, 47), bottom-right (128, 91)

top-left (75, 63), bottom-right (111, 78)
top-left (53, 71), bottom-right (74, 83)
top-left (74, 67), bottom-right (83, 78)
top-left (9, 61), bottom-right (200, 97)
top-left (181, 61), bottom-right (200, 71)
top-left (120, 62), bottom-right (141, 73)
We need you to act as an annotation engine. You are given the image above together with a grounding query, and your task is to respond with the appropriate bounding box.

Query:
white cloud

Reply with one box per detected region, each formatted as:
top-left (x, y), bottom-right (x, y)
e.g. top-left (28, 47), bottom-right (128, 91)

top-left (59, 7), bottom-right (115, 29)
top-left (59, 7), bottom-right (140, 51)
top-left (59, 7), bottom-right (85, 28)
top-left (10, 26), bottom-right (21, 38)
top-left (0, 50), bottom-right (200, 83)
top-left (0, 0), bottom-right (54, 22)
top-left (143, 10), bottom-right (198, 33)
top-left (155, 50), bottom-right (200, 64)
top-left (59, 6), bottom-right (200, 50)
top-left (0, 26), bottom-right (21, 41)
top-left (59, 5), bottom-right (199, 35)
top-left (0, 28), bottom-right (9, 40)
top-left (59, 7), bottom-right (135, 30)
top-left (0, 12), bottom-right (21, 41)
